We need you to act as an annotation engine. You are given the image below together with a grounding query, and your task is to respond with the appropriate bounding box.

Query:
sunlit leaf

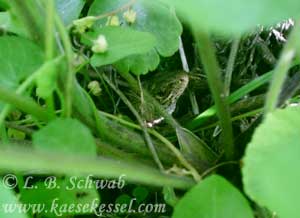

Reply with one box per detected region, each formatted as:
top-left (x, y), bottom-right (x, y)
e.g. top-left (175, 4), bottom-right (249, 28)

top-left (83, 26), bottom-right (156, 67)
top-left (88, 0), bottom-right (182, 75)
top-left (243, 106), bottom-right (300, 218)
top-left (173, 175), bottom-right (253, 218)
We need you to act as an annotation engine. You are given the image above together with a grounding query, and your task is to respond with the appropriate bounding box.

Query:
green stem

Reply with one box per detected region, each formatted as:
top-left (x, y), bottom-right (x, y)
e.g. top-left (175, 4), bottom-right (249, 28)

top-left (0, 86), bottom-right (52, 122)
top-left (264, 21), bottom-right (300, 114)
top-left (0, 70), bottom-right (38, 129)
top-left (0, 147), bottom-right (195, 190)
top-left (0, 125), bottom-right (8, 143)
top-left (55, 14), bottom-right (74, 118)
top-left (45, 0), bottom-right (55, 60)
top-left (194, 30), bottom-right (234, 160)
top-left (224, 37), bottom-right (240, 96)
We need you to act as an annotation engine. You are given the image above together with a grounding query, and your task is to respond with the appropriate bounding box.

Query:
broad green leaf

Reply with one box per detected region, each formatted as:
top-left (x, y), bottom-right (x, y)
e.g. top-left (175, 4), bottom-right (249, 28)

top-left (33, 118), bottom-right (97, 156)
top-left (88, 0), bottom-right (182, 75)
top-left (165, 0), bottom-right (300, 35)
top-left (55, 0), bottom-right (85, 26)
top-left (83, 26), bottom-right (156, 67)
top-left (20, 177), bottom-right (100, 217)
top-left (0, 36), bottom-right (43, 109)
top-left (173, 175), bottom-right (253, 218)
top-left (0, 181), bottom-right (28, 218)
top-left (243, 106), bottom-right (300, 218)
top-left (0, 36), bottom-right (43, 89)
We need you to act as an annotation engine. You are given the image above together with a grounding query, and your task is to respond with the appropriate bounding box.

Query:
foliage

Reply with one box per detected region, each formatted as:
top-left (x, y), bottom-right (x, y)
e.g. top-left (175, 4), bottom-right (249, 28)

top-left (0, 0), bottom-right (299, 218)
top-left (243, 106), bottom-right (300, 218)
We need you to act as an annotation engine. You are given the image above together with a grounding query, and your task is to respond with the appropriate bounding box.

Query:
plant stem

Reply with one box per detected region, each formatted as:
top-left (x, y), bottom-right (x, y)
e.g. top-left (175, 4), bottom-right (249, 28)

top-left (0, 86), bottom-right (52, 122)
top-left (224, 37), bottom-right (240, 96)
top-left (0, 73), bottom-right (37, 130)
top-left (0, 147), bottom-right (195, 190)
top-left (264, 21), bottom-right (300, 114)
top-left (45, 0), bottom-right (55, 60)
top-left (193, 30), bottom-right (234, 160)
top-left (55, 14), bottom-right (74, 118)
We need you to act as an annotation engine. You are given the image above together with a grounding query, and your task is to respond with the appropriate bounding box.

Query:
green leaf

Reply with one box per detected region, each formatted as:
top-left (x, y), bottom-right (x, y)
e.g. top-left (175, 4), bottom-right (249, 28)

top-left (173, 175), bottom-right (253, 218)
top-left (115, 48), bottom-right (160, 75)
top-left (33, 118), bottom-right (97, 156)
top-left (55, 0), bottom-right (85, 26)
top-left (83, 26), bottom-right (156, 67)
top-left (0, 36), bottom-right (43, 90)
top-left (176, 127), bottom-right (218, 171)
top-left (163, 186), bottom-right (178, 207)
top-left (35, 57), bottom-right (63, 99)
top-left (132, 186), bottom-right (149, 203)
top-left (88, 0), bottom-right (182, 75)
top-left (0, 36), bottom-right (44, 109)
top-left (0, 181), bottom-right (28, 218)
top-left (165, 0), bottom-right (300, 35)
top-left (186, 70), bottom-right (274, 129)
top-left (243, 106), bottom-right (300, 218)
top-left (20, 177), bottom-right (100, 217)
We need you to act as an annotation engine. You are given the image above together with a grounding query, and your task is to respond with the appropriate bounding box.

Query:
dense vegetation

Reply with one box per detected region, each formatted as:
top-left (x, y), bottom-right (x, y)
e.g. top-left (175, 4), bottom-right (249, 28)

top-left (0, 0), bottom-right (299, 218)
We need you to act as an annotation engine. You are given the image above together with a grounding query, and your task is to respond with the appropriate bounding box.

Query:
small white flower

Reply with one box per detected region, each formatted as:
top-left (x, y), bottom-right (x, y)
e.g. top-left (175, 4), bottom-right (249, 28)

top-left (88, 80), bottom-right (102, 96)
top-left (123, 9), bottom-right (137, 24)
top-left (92, 35), bottom-right (108, 53)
